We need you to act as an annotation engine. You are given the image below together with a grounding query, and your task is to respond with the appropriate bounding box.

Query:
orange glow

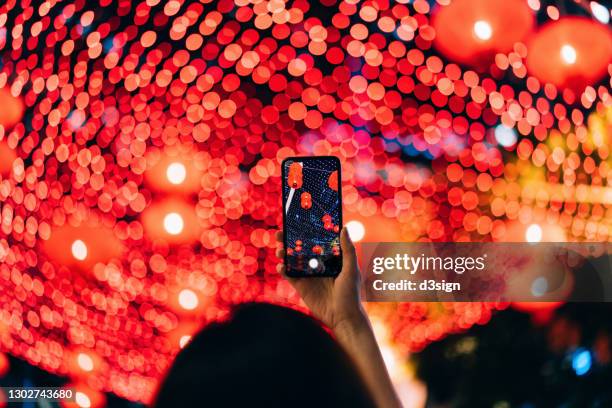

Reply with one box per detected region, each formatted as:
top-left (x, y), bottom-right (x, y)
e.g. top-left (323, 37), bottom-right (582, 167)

top-left (500, 220), bottom-right (568, 243)
top-left (343, 211), bottom-right (404, 242)
top-left (42, 224), bottom-right (124, 270)
top-left (66, 348), bottom-right (104, 376)
top-left (0, 87), bottom-right (24, 128)
top-left (144, 147), bottom-right (203, 194)
top-left (60, 384), bottom-right (105, 408)
top-left (167, 321), bottom-right (202, 349)
top-left (525, 17), bottom-right (612, 89)
top-left (432, 0), bottom-right (533, 66)
top-left (178, 289), bottom-right (199, 310)
top-left (0, 142), bottom-right (17, 176)
top-left (141, 198), bottom-right (200, 244)
top-left (0, 353), bottom-right (9, 377)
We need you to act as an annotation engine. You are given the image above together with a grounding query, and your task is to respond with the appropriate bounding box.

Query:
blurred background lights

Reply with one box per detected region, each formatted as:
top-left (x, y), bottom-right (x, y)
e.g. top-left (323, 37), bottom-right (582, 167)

top-left (75, 391), bottom-right (92, 408)
top-left (590, 1), bottom-right (610, 24)
top-left (178, 289), bottom-right (199, 311)
top-left (346, 220), bottom-right (366, 242)
top-left (308, 258), bottom-right (319, 269)
top-left (77, 353), bottom-right (94, 372)
top-left (71, 240), bottom-right (88, 261)
top-left (163, 213), bottom-right (184, 235)
top-left (525, 224), bottom-right (543, 243)
top-left (179, 335), bottom-right (192, 349)
top-left (494, 124), bottom-right (518, 147)
top-left (380, 345), bottom-right (398, 376)
top-left (531, 277), bottom-right (548, 297)
top-left (166, 162), bottom-right (187, 185)
top-left (473, 20), bottom-right (492, 40)
top-left (0, 0), bottom-right (609, 404)
top-left (560, 44), bottom-right (577, 64)
top-left (572, 348), bottom-right (592, 376)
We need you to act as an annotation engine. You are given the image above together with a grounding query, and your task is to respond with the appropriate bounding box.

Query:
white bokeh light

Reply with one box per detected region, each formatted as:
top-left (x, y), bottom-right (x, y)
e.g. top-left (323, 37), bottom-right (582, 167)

top-left (473, 20), bottom-right (492, 40)
top-left (560, 44), bottom-right (577, 64)
top-left (71, 240), bottom-right (88, 261)
top-left (590, 2), bottom-right (610, 24)
top-left (77, 353), bottom-right (94, 372)
top-left (179, 335), bottom-right (192, 348)
top-left (346, 220), bottom-right (365, 242)
top-left (178, 289), bottom-right (199, 310)
top-left (163, 213), bottom-right (184, 235)
top-left (531, 277), bottom-right (548, 297)
top-left (75, 391), bottom-right (92, 408)
top-left (525, 224), bottom-right (543, 243)
top-left (308, 258), bottom-right (319, 269)
top-left (166, 162), bottom-right (187, 185)
top-left (494, 124), bottom-right (518, 147)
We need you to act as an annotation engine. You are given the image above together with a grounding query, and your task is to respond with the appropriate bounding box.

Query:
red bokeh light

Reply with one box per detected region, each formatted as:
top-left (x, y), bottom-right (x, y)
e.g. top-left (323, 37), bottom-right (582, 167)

top-left (432, 0), bottom-right (534, 67)
top-left (525, 17), bottom-right (612, 90)
top-left (0, 0), bottom-right (609, 403)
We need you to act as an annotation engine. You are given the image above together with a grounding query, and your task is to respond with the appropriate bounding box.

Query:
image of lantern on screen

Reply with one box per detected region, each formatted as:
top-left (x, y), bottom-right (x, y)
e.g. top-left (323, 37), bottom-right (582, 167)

top-left (283, 159), bottom-right (341, 276)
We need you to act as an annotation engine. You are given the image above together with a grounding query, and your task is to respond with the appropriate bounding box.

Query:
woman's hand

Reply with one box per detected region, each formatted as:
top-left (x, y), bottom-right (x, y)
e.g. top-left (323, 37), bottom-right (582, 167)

top-left (275, 228), bottom-right (367, 332)
top-left (276, 228), bottom-right (403, 408)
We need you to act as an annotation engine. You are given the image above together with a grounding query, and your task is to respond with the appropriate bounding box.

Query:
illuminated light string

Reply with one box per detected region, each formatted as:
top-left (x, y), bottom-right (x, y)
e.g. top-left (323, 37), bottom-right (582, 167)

top-left (0, 0), bottom-right (609, 404)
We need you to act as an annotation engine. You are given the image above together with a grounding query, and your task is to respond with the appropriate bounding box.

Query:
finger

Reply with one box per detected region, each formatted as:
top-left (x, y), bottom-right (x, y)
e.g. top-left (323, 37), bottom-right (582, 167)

top-left (339, 227), bottom-right (359, 279)
top-left (276, 263), bottom-right (300, 286)
top-left (340, 227), bottom-right (356, 263)
top-left (275, 230), bottom-right (283, 243)
top-left (276, 262), bottom-right (285, 276)
top-left (275, 247), bottom-right (285, 258)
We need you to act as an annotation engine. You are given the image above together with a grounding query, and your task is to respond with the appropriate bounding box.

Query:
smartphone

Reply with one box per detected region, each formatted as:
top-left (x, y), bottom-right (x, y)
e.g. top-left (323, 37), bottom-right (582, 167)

top-left (281, 156), bottom-right (342, 277)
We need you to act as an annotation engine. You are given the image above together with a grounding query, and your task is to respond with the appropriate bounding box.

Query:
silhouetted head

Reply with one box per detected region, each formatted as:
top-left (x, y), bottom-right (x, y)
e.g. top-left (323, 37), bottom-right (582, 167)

top-left (155, 303), bottom-right (376, 408)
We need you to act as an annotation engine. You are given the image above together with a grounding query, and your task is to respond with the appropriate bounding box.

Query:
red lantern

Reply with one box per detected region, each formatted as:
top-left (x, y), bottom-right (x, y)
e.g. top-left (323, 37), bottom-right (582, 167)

top-left (432, 0), bottom-right (533, 67)
top-left (312, 245), bottom-right (323, 255)
top-left (322, 214), bottom-right (332, 224)
top-left (0, 142), bottom-right (16, 176)
top-left (328, 170), bottom-right (338, 191)
top-left (144, 146), bottom-right (203, 195)
top-left (525, 17), bottom-right (612, 90)
top-left (42, 224), bottom-right (125, 271)
top-left (300, 192), bottom-right (312, 209)
top-left (287, 162), bottom-right (303, 189)
top-left (0, 87), bottom-right (24, 128)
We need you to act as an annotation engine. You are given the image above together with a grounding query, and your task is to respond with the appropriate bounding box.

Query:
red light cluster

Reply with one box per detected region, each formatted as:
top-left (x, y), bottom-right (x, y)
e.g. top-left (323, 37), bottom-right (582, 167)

top-left (0, 0), bottom-right (610, 403)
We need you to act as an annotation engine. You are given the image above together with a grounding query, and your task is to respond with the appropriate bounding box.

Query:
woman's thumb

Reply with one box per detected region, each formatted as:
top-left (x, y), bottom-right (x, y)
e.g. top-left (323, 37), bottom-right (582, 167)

top-left (340, 227), bottom-right (357, 273)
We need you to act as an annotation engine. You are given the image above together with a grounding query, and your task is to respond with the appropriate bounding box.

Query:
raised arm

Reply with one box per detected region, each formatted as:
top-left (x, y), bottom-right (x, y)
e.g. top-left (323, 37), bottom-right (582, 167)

top-left (276, 228), bottom-right (402, 408)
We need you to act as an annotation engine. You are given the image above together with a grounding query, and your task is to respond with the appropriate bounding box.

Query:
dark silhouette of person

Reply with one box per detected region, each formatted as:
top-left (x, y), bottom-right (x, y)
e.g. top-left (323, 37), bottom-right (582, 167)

top-left (155, 228), bottom-right (401, 408)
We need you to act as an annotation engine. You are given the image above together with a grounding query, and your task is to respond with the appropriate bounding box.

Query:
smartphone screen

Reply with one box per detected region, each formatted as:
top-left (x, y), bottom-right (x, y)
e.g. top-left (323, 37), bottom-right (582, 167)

top-left (282, 156), bottom-right (342, 277)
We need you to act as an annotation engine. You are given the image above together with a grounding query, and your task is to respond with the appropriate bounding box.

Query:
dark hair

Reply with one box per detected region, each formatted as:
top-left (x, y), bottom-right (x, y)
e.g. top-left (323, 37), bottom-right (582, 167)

top-left (154, 303), bottom-right (376, 408)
